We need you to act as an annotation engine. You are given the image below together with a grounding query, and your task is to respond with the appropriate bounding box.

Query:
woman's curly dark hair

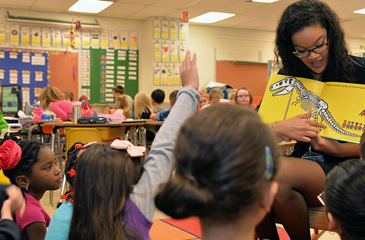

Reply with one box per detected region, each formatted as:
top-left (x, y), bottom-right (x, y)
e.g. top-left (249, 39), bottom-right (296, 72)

top-left (275, 0), bottom-right (354, 82)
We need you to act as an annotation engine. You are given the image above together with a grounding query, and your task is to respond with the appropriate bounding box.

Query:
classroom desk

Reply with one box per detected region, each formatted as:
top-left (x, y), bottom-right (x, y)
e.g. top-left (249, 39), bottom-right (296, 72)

top-left (22, 120), bottom-right (55, 140)
top-left (42, 121), bottom-right (146, 148)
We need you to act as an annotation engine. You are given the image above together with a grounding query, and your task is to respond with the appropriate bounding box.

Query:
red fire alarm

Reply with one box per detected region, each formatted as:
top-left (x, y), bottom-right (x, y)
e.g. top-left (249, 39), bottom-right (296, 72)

top-left (182, 12), bottom-right (189, 22)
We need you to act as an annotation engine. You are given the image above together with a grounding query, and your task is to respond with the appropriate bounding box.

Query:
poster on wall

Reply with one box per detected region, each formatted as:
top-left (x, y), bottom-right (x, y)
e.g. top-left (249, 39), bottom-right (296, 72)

top-left (91, 29), bottom-right (100, 49)
top-left (120, 30), bottom-right (128, 50)
top-left (31, 26), bottom-right (41, 47)
top-left (170, 42), bottom-right (178, 63)
top-left (173, 65), bottom-right (180, 85)
top-left (153, 19), bottom-right (161, 39)
top-left (169, 21), bottom-right (177, 40)
top-left (20, 26), bottom-right (30, 46)
top-left (162, 43), bottom-right (169, 63)
top-left (82, 30), bottom-right (90, 49)
top-left (0, 24), bottom-right (5, 45)
top-left (111, 30), bottom-right (120, 49)
top-left (101, 29), bottom-right (109, 49)
top-left (130, 31), bottom-right (138, 50)
top-left (42, 27), bottom-right (51, 47)
top-left (10, 25), bottom-right (20, 46)
top-left (62, 28), bottom-right (70, 48)
top-left (74, 30), bottom-right (81, 48)
top-left (167, 65), bottom-right (173, 85)
top-left (153, 65), bottom-right (161, 85)
top-left (52, 27), bottom-right (61, 47)
top-left (179, 42), bottom-right (186, 62)
top-left (179, 22), bottom-right (187, 41)
top-left (160, 65), bottom-right (167, 85)
top-left (154, 42), bottom-right (161, 62)
top-left (161, 19), bottom-right (169, 39)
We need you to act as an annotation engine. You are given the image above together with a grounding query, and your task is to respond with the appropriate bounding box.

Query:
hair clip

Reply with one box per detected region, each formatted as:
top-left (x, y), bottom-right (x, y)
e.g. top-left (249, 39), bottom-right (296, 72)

top-left (265, 146), bottom-right (274, 180)
top-left (110, 139), bottom-right (145, 157)
top-left (0, 140), bottom-right (22, 170)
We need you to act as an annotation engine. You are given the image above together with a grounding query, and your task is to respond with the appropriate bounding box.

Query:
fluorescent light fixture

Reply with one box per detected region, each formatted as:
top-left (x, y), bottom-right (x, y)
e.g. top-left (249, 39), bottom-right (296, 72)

top-left (69, 0), bottom-right (113, 14)
top-left (252, 0), bottom-right (278, 3)
top-left (354, 8), bottom-right (365, 14)
top-left (189, 12), bottom-right (235, 23)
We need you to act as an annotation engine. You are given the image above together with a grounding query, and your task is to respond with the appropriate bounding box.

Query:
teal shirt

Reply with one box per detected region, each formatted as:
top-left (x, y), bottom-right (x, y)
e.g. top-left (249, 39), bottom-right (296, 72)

top-left (44, 200), bottom-right (73, 240)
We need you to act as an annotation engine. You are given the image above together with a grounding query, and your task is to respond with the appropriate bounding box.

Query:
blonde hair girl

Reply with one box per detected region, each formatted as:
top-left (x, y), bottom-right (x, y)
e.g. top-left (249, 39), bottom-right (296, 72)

top-left (134, 92), bottom-right (154, 119)
top-left (38, 86), bottom-right (72, 121)
top-left (115, 96), bottom-right (132, 119)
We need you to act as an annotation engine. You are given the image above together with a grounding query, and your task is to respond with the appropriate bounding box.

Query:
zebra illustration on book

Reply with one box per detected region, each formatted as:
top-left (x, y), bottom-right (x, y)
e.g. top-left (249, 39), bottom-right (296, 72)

top-left (270, 77), bottom-right (361, 138)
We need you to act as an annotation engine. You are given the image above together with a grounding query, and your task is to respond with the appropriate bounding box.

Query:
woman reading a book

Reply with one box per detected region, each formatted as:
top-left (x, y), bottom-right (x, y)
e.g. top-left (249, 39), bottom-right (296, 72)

top-left (256, 1), bottom-right (365, 240)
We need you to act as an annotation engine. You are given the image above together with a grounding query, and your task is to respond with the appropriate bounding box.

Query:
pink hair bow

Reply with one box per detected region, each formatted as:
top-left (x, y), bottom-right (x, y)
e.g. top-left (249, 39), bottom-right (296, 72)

top-left (110, 139), bottom-right (145, 157)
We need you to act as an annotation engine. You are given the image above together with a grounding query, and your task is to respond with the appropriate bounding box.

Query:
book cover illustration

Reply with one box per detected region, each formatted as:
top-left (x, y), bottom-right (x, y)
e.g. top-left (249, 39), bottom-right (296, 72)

top-left (259, 74), bottom-right (364, 143)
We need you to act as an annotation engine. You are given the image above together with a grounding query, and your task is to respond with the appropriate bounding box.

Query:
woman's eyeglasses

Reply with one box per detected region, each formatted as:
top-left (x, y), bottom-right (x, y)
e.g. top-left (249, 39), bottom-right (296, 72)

top-left (237, 95), bottom-right (249, 98)
top-left (317, 191), bottom-right (325, 206)
top-left (293, 41), bottom-right (328, 58)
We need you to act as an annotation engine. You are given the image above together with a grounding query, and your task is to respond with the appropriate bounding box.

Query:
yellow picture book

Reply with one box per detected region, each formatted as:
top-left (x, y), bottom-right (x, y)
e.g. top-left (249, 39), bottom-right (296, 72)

top-left (259, 74), bottom-right (365, 143)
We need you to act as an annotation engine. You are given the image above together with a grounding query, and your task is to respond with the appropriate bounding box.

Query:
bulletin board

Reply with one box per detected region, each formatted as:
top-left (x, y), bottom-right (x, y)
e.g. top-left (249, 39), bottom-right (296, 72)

top-left (0, 49), bottom-right (48, 106)
top-left (216, 61), bottom-right (268, 97)
top-left (88, 49), bottom-right (138, 104)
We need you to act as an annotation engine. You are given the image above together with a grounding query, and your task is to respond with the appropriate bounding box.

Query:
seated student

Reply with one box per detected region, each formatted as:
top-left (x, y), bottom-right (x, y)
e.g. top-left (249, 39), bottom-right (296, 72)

top-left (66, 50), bottom-right (200, 240)
top-left (199, 94), bottom-right (210, 109)
top-left (45, 142), bottom-right (86, 240)
top-left (151, 89), bottom-right (167, 113)
top-left (0, 138), bottom-right (62, 240)
top-left (62, 91), bottom-right (74, 102)
top-left (0, 184), bottom-right (26, 240)
top-left (38, 86), bottom-right (72, 121)
top-left (321, 158), bottom-right (365, 239)
top-left (234, 87), bottom-right (257, 110)
top-left (134, 92), bottom-right (154, 119)
top-left (113, 96), bottom-right (132, 119)
top-left (155, 104), bottom-right (279, 240)
top-left (209, 89), bottom-right (222, 106)
top-left (112, 85), bottom-right (133, 114)
top-left (150, 90), bottom-right (178, 121)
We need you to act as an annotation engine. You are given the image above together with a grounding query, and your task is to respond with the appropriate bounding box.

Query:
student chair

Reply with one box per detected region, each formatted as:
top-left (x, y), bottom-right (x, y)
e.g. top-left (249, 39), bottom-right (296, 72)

top-left (54, 127), bottom-right (102, 207)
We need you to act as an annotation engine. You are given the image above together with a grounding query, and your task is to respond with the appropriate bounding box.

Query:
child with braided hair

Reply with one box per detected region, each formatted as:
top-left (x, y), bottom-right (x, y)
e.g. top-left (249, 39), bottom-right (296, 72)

top-left (0, 138), bottom-right (62, 240)
top-left (64, 50), bottom-right (200, 240)
top-left (45, 142), bottom-right (88, 240)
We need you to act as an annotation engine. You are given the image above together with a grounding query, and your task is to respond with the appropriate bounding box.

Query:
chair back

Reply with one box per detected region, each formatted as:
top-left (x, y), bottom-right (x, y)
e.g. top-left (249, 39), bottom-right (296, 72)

top-left (65, 128), bottom-right (102, 155)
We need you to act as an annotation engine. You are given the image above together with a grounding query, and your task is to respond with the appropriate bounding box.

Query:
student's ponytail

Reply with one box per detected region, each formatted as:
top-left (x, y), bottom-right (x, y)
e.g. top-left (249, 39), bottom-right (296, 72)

top-left (155, 173), bottom-right (214, 219)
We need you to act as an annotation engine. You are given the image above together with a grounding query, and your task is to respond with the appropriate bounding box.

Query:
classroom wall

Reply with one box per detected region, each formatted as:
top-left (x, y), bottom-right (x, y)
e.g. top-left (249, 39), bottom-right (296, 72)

top-left (1, 8), bottom-right (365, 103)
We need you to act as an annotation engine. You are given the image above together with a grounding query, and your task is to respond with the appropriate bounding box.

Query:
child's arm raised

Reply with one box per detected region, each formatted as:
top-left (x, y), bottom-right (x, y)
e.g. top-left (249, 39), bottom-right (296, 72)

top-left (130, 50), bottom-right (200, 221)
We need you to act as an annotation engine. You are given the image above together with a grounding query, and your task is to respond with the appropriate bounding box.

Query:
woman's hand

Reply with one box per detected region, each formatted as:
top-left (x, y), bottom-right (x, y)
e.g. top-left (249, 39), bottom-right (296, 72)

top-left (180, 50), bottom-right (199, 90)
top-left (311, 135), bottom-right (360, 158)
top-left (274, 110), bottom-right (327, 142)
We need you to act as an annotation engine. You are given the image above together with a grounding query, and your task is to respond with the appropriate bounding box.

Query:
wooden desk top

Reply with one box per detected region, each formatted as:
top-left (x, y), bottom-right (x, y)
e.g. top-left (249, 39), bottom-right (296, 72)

top-left (42, 121), bottom-right (146, 128)
top-left (144, 120), bottom-right (164, 126)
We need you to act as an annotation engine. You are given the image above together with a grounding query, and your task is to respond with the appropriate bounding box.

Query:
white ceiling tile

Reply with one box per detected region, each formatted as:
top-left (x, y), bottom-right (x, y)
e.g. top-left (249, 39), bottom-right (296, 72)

top-left (30, 0), bottom-right (76, 11)
top-left (131, 5), bottom-right (176, 18)
top-left (0, 0), bottom-right (36, 9)
top-left (217, 1), bottom-right (265, 15)
top-left (115, 0), bottom-right (157, 4)
top-left (151, 0), bottom-right (198, 8)
top-left (98, 2), bottom-right (146, 17)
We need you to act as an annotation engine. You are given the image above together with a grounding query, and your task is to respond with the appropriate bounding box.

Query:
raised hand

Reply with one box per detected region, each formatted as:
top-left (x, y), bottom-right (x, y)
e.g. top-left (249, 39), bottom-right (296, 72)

top-left (180, 50), bottom-right (199, 90)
